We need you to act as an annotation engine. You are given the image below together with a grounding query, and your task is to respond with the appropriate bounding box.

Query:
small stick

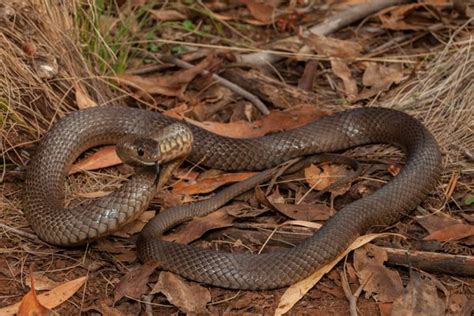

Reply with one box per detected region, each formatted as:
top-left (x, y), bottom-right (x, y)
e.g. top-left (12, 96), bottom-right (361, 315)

top-left (158, 54), bottom-right (270, 115)
top-left (239, 0), bottom-right (411, 65)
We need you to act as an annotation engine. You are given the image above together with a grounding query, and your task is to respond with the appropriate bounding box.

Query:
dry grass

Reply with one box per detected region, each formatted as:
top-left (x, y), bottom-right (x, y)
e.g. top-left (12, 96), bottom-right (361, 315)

top-left (0, 0), bottom-right (114, 169)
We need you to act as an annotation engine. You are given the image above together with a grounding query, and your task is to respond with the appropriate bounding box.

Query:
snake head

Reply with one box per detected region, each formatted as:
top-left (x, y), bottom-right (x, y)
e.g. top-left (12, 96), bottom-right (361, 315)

top-left (116, 135), bottom-right (161, 167)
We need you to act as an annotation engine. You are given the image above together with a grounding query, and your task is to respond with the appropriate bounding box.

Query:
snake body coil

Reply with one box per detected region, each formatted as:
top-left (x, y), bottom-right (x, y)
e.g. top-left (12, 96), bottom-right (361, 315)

top-left (24, 106), bottom-right (441, 290)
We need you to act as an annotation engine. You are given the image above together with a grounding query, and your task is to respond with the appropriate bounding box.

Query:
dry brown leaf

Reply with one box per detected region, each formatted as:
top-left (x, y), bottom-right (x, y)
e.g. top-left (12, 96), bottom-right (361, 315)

top-left (353, 244), bottom-right (403, 302)
top-left (74, 82), bottom-right (97, 109)
top-left (377, 3), bottom-right (445, 31)
top-left (17, 274), bottom-right (50, 316)
top-left (0, 276), bottom-right (87, 316)
top-left (116, 53), bottom-right (215, 98)
top-left (415, 213), bottom-right (462, 234)
top-left (163, 208), bottom-right (234, 244)
top-left (424, 223), bottom-right (474, 242)
top-left (330, 58), bottom-right (358, 100)
top-left (240, 0), bottom-right (275, 23)
top-left (304, 34), bottom-right (362, 58)
top-left (24, 273), bottom-right (59, 291)
top-left (113, 210), bottom-right (156, 238)
top-left (165, 105), bottom-right (326, 138)
top-left (255, 186), bottom-right (331, 221)
top-left (275, 233), bottom-right (400, 315)
top-left (391, 271), bottom-right (445, 316)
top-left (304, 163), bottom-right (352, 195)
top-left (172, 172), bottom-right (257, 195)
top-left (356, 62), bottom-right (402, 100)
top-left (149, 9), bottom-right (186, 21)
top-left (114, 261), bottom-right (160, 303)
top-left (151, 272), bottom-right (211, 314)
top-left (69, 146), bottom-right (121, 175)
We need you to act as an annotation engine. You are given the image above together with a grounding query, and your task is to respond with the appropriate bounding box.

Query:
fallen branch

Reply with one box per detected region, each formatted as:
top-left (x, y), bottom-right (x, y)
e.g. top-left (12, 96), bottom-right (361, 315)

top-left (383, 247), bottom-right (474, 277)
top-left (239, 0), bottom-right (411, 65)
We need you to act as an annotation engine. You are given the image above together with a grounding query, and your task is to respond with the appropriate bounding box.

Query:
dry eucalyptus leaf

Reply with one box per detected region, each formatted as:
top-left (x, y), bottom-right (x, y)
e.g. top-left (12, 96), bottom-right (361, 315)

top-left (151, 272), bottom-right (211, 314)
top-left (330, 58), bottom-right (358, 100)
top-left (354, 244), bottom-right (403, 303)
top-left (356, 62), bottom-right (402, 100)
top-left (114, 261), bottom-right (160, 303)
top-left (391, 271), bottom-right (445, 316)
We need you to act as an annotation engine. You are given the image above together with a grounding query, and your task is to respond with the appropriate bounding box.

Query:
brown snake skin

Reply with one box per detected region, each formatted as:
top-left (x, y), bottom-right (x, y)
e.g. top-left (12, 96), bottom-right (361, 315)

top-left (24, 106), bottom-right (442, 290)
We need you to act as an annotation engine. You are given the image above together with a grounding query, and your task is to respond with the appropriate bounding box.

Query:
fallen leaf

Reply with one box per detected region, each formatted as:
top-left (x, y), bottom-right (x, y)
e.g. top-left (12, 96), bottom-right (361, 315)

top-left (116, 53), bottom-right (215, 98)
top-left (113, 210), bottom-right (156, 238)
top-left (391, 271), bottom-right (445, 316)
top-left (114, 261), bottom-right (160, 303)
top-left (0, 276), bottom-right (87, 316)
top-left (415, 213), bottom-right (462, 234)
top-left (240, 0), bottom-right (275, 23)
top-left (165, 105), bottom-right (326, 138)
top-left (172, 172), bottom-right (257, 195)
top-left (330, 58), bottom-right (358, 100)
top-left (149, 9), bottom-right (186, 21)
top-left (356, 62), bottom-right (403, 100)
top-left (353, 244), bottom-right (403, 302)
top-left (304, 163), bottom-right (352, 195)
top-left (163, 208), bottom-right (234, 244)
top-left (424, 223), bottom-right (474, 242)
top-left (18, 273), bottom-right (50, 316)
top-left (275, 233), bottom-right (401, 315)
top-left (255, 186), bottom-right (331, 221)
top-left (74, 82), bottom-right (97, 109)
top-left (151, 272), bottom-right (211, 314)
top-left (24, 273), bottom-right (59, 291)
top-left (69, 146), bottom-right (121, 175)
top-left (304, 34), bottom-right (362, 58)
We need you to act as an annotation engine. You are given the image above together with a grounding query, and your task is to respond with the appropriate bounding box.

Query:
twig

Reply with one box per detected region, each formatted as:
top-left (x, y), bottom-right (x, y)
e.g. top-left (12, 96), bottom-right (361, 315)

top-left (157, 54), bottom-right (270, 115)
top-left (341, 269), bottom-right (372, 316)
top-left (239, 0), bottom-right (411, 65)
top-left (0, 222), bottom-right (43, 243)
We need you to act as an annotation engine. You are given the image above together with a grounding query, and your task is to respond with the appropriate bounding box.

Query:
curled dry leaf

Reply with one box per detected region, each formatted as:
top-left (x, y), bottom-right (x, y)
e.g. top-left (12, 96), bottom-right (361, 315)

top-left (424, 223), bottom-right (474, 242)
top-left (116, 53), bottom-right (215, 98)
top-left (275, 233), bottom-right (398, 316)
top-left (172, 171), bottom-right (257, 195)
top-left (163, 207), bottom-right (235, 244)
top-left (114, 261), bottom-right (160, 303)
top-left (330, 58), bottom-right (358, 101)
top-left (151, 272), bottom-right (211, 314)
top-left (391, 271), bottom-right (445, 316)
top-left (353, 244), bottom-right (403, 303)
top-left (356, 62), bottom-right (403, 100)
top-left (0, 276), bottom-right (87, 316)
top-left (18, 274), bottom-right (50, 316)
top-left (255, 186), bottom-right (331, 221)
top-left (304, 163), bottom-right (352, 196)
top-left (24, 273), bottom-right (59, 291)
top-left (240, 0), bottom-right (275, 24)
top-left (113, 210), bottom-right (156, 238)
top-left (74, 82), bottom-right (97, 109)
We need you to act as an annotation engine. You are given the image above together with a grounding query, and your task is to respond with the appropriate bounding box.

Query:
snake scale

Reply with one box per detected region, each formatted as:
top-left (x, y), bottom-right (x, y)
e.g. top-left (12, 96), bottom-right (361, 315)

top-left (24, 106), bottom-right (442, 290)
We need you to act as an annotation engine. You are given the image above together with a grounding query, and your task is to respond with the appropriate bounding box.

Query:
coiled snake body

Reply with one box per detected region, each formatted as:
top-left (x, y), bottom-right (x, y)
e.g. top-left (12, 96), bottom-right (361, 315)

top-left (24, 106), bottom-right (441, 290)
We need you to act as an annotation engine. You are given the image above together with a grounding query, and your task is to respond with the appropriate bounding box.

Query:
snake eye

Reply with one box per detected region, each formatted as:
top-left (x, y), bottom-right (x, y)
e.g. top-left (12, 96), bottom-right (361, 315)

top-left (136, 147), bottom-right (145, 157)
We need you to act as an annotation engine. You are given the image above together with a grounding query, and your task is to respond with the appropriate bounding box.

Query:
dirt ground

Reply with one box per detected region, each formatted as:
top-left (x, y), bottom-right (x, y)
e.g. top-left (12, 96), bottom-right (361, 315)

top-left (0, 0), bottom-right (473, 315)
